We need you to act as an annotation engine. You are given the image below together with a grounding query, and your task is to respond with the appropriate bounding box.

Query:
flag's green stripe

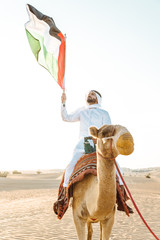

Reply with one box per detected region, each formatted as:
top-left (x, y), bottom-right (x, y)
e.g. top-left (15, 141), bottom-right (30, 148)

top-left (26, 29), bottom-right (41, 61)
top-left (26, 29), bottom-right (58, 80)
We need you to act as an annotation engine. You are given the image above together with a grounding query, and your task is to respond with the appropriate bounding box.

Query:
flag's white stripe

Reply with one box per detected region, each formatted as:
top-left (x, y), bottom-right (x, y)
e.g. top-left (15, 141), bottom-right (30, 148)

top-left (25, 5), bottom-right (61, 59)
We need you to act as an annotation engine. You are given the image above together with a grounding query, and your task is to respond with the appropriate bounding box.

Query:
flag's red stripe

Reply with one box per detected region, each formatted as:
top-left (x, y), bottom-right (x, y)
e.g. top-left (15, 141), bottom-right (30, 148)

top-left (57, 32), bottom-right (65, 89)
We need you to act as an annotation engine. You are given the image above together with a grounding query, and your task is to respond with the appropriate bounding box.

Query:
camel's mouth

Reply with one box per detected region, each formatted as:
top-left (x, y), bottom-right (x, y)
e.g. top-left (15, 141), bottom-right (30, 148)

top-left (116, 133), bottom-right (134, 155)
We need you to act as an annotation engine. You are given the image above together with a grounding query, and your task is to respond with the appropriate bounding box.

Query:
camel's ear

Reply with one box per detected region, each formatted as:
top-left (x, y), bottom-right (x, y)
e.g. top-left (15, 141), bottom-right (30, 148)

top-left (89, 126), bottom-right (98, 138)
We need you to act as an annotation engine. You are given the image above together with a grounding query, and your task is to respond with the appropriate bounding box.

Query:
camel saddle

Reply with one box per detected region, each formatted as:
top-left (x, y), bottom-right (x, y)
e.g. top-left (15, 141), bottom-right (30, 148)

top-left (53, 152), bottom-right (131, 219)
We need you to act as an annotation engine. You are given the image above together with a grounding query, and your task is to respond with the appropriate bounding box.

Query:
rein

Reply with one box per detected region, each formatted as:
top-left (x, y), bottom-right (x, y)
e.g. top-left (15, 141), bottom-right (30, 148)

top-left (98, 138), bottom-right (160, 240)
top-left (114, 159), bottom-right (160, 240)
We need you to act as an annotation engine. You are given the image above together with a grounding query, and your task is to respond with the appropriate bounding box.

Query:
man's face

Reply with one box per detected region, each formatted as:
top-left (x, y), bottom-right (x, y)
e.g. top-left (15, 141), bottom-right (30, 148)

top-left (87, 91), bottom-right (98, 105)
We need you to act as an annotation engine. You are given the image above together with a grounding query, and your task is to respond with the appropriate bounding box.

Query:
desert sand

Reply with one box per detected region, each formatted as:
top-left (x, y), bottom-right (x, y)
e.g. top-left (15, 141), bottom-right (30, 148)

top-left (0, 168), bottom-right (160, 240)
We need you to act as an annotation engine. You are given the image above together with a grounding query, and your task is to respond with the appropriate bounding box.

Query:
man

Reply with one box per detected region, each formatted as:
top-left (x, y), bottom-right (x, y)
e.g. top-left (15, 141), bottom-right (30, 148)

top-left (61, 90), bottom-right (133, 213)
top-left (61, 90), bottom-right (113, 186)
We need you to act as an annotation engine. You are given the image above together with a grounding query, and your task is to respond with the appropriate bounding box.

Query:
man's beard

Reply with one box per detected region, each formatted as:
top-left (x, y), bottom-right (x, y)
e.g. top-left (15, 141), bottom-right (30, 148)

top-left (87, 96), bottom-right (97, 104)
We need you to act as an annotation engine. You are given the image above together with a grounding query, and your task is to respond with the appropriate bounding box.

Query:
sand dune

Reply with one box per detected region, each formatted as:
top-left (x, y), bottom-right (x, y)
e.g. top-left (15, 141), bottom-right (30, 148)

top-left (0, 169), bottom-right (160, 239)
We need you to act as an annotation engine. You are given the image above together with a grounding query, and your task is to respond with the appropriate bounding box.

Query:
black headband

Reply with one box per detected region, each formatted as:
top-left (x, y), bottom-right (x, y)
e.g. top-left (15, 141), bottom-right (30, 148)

top-left (91, 90), bottom-right (102, 98)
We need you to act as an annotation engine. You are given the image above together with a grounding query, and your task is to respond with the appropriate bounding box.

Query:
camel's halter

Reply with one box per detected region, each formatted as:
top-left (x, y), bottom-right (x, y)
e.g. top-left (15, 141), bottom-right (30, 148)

top-left (103, 138), bottom-right (160, 240)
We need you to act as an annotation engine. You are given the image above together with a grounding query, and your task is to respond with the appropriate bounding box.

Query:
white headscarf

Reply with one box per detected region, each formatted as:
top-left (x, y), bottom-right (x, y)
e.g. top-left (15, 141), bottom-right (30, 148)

top-left (94, 91), bottom-right (102, 105)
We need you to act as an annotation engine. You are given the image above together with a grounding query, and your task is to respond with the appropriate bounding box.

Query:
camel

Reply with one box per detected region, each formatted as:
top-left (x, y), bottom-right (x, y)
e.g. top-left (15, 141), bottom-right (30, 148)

top-left (72, 124), bottom-right (134, 240)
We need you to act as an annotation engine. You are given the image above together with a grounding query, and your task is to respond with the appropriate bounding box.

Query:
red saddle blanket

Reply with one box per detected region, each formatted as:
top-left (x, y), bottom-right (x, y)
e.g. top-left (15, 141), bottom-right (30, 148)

top-left (53, 152), bottom-right (130, 219)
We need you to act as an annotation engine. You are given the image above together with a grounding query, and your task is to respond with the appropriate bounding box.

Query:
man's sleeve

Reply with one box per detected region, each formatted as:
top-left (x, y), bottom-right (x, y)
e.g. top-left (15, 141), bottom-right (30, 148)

top-left (61, 105), bottom-right (81, 122)
top-left (103, 111), bottom-right (112, 125)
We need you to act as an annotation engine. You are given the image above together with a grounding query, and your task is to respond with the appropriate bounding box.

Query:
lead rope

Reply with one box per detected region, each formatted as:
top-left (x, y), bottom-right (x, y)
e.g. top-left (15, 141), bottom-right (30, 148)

top-left (108, 139), bottom-right (160, 240)
top-left (113, 156), bottom-right (160, 240)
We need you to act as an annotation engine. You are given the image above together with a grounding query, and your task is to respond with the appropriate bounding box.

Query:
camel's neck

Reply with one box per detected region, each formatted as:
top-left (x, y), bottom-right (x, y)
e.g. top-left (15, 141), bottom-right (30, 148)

top-left (96, 152), bottom-right (116, 212)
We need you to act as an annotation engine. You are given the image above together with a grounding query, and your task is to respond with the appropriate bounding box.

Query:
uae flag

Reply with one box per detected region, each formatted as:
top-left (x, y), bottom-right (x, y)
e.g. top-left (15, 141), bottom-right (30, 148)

top-left (25, 4), bottom-right (65, 89)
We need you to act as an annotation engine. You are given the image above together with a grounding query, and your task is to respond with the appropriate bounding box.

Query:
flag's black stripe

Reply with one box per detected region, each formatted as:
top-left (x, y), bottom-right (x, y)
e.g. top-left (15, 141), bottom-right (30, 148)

top-left (27, 4), bottom-right (61, 41)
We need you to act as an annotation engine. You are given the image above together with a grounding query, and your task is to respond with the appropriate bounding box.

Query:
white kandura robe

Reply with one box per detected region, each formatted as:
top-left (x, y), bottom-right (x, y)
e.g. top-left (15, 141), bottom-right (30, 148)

top-left (61, 103), bottom-right (123, 186)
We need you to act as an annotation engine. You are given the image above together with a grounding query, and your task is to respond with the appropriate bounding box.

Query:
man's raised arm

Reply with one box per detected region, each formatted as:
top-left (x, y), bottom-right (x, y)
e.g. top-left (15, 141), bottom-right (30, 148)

top-left (61, 92), bottom-right (81, 122)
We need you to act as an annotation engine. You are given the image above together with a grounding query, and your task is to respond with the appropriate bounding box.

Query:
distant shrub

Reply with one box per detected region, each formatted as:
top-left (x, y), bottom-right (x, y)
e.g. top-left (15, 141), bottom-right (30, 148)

top-left (12, 170), bottom-right (22, 175)
top-left (145, 173), bottom-right (151, 178)
top-left (0, 172), bottom-right (9, 177)
top-left (37, 171), bottom-right (41, 174)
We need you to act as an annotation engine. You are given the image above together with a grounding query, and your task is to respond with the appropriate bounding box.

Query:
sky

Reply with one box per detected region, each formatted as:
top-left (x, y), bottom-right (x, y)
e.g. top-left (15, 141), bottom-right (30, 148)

top-left (0, 0), bottom-right (160, 171)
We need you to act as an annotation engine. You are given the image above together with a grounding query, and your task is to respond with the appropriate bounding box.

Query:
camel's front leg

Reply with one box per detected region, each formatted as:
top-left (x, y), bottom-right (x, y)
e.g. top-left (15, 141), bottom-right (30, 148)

top-left (100, 213), bottom-right (115, 240)
top-left (73, 212), bottom-right (86, 240)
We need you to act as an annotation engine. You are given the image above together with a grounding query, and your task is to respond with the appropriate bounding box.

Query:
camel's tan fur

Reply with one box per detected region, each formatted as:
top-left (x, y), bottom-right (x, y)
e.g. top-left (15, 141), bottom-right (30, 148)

top-left (72, 125), bottom-right (134, 240)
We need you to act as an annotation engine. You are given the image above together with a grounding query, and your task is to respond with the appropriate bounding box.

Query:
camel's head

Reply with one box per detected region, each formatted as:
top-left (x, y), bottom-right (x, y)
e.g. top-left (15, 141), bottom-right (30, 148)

top-left (90, 125), bottom-right (134, 159)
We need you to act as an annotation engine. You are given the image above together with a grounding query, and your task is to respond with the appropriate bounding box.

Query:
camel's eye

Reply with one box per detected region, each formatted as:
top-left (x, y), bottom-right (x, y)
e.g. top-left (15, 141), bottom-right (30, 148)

top-left (102, 132), bottom-right (106, 138)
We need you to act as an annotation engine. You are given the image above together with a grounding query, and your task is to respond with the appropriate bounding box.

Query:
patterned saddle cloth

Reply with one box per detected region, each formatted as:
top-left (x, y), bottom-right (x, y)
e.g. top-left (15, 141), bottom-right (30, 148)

top-left (53, 152), bottom-right (130, 219)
